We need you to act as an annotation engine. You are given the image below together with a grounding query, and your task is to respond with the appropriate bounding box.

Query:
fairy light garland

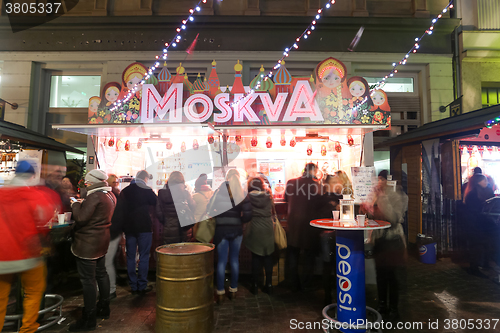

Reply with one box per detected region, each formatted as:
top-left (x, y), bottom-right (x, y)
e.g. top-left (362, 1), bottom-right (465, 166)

top-left (110, 0), bottom-right (209, 112)
top-left (351, 0), bottom-right (454, 115)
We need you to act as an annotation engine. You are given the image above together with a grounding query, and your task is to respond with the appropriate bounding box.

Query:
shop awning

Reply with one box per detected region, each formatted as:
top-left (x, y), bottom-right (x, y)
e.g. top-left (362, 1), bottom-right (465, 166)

top-left (1, 120), bottom-right (84, 154)
top-left (375, 104), bottom-right (500, 148)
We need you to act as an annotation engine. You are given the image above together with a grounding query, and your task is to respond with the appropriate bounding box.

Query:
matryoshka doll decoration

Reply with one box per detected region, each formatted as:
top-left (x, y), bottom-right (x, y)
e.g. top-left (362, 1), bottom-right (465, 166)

top-left (290, 137), bottom-right (296, 147)
top-left (266, 137), bottom-right (272, 149)
top-left (181, 142), bottom-right (186, 153)
top-left (251, 136), bottom-right (258, 147)
top-left (347, 135), bottom-right (354, 146)
top-left (335, 142), bottom-right (342, 153)
top-left (235, 135), bottom-right (242, 143)
top-left (108, 138), bottom-right (115, 147)
top-left (208, 135), bottom-right (214, 144)
top-left (280, 135), bottom-right (286, 147)
top-left (321, 145), bottom-right (327, 156)
top-left (307, 144), bottom-right (313, 156)
top-left (166, 139), bottom-right (173, 150)
top-left (124, 140), bottom-right (130, 151)
top-left (193, 139), bottom-right (199, 150)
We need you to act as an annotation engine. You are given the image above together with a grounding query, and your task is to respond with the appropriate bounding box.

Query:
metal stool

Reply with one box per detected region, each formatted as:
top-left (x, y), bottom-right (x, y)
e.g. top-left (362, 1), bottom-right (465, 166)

top-left (2, 294), bottom-right (64, 332)
top-left (322, 304), bottom-right (383, 333)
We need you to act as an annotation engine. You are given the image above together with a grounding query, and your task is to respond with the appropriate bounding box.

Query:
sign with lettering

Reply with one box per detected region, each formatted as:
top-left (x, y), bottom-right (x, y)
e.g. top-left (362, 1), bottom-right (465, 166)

top-left (351, 166), bottom-right (377, 204)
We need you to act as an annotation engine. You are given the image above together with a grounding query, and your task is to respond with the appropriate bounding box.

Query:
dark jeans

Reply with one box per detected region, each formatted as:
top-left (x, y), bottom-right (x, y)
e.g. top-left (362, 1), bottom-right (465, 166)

top-left (286, 245), bottom-right (316, 290)
top-left (251, 253), bottom-right (273, 286)
top-left (75, 256), bottom-right (110, 312)
top-left (216, 234), bottom-right (243, 292)
top-left (376, 266), bottom-right (405, 311)
top-left (125, 232), bottom-right (152, 291)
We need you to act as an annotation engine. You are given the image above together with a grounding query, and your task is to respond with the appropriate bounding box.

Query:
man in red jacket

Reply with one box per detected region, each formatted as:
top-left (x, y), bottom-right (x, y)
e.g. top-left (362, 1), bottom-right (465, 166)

top-left (0, 161), bottom-right (61, 333)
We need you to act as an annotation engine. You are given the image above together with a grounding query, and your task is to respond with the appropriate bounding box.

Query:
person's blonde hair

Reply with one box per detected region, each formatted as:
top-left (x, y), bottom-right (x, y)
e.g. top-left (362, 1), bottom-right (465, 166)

top-left (336, 170), bottom-right (352, 190)
top-left (107, 174), bottom-right (118, 186)
top-left (226, 169), bottom-right (244, 204)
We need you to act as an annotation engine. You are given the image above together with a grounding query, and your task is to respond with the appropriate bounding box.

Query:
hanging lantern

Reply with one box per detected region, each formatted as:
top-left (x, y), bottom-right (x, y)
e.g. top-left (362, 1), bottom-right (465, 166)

top-left (166, 139), bottom-right (173, 150)
top-left (116, 139), bottom-right (122, 151)
top-left (339, 188), bottom-right (355, 224)
top-left (251, 136), bottom-right (258, 147)
top-left (290, 137), bottom-right (296, 147)
top-left (181, 141), bottom-right (186, 152)
top-left (347, 135), bottom-right (354, 146)
top-left (208, 135), bottom-right (214, 144)
top-left (108, 138), bottom-right (115, 147)
top-left (307, 144), bottom-right (313, 156)
top-left (321, 145), bottom-right (327, 156)
top-left (193, 139), bottom-right (199, 150)
top-left (335, 141), bottom-right (342, 153)
top-left (124, 140), bottom-right (130, 151)
top-left (235, 135), bottom-right (242, 143)
top-left (266, 136), bottom-right (272, 148)
top-left (137, 140), bottom-right (142, 149)
top-left (280, 135), bottom-right (286, 146)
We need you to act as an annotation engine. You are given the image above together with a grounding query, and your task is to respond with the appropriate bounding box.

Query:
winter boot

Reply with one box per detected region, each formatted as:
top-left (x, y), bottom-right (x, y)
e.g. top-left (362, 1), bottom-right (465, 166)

top-left (96, 300), bottom-right (110, 319)
top-left (263, 283), bottom-right (273, 296)
top-left (69, 309), bottom-right (96, 332)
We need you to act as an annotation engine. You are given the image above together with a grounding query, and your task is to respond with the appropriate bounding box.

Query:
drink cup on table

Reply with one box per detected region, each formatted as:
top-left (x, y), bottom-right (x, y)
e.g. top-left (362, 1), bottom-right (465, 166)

top-left (64, 212), bottom-right (72, 222)
top-left (357, 215), bottom-right (365, 227)
top-left (58, 214), bottom-right (65, 225)
top-left (332, 211), bottom-right (340, 221)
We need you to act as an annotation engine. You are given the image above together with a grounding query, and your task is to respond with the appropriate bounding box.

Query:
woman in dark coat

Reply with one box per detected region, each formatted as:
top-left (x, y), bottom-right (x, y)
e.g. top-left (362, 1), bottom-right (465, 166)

top-left (210, 169), bottom-right (252, 303)
top-left (244, 177), bottom-right (275, 295)
top-left (157, 171), bottom-right (196, 244)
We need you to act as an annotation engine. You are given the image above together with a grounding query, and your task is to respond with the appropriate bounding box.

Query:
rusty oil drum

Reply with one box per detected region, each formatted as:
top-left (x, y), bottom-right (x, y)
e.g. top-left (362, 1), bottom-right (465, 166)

top-left (155, 243), bottom-right (214, 333)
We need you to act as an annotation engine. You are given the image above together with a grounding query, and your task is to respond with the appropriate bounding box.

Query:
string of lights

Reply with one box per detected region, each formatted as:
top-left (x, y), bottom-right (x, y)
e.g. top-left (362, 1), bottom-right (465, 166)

top-left (110, 0), bottom-right (209, 112)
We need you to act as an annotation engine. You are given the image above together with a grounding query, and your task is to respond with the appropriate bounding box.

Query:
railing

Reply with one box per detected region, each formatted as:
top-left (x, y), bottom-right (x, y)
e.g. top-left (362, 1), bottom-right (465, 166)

top-left (478, 0), bottom-right (500, 30)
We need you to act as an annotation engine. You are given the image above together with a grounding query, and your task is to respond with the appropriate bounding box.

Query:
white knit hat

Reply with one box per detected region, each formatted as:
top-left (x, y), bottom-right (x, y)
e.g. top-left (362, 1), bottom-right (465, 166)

top-left (85, 169), bottom-right (108, 184)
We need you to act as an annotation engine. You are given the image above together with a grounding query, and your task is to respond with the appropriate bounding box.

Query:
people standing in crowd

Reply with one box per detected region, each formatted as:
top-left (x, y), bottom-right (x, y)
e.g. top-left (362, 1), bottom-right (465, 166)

top-left (69, 169), bottom-right (116, 331)
top-left (0, 161), bottom-right (61, 333)
top-left (285, 162), bottom-right (322, 292)
top-left (463, 173), bottom-right (495, 277)
top-left (361, 170), bottom-right (408, 322)
top-left (244, 177), bottom-right (275, 295)
top-left (105, 173), bottom-right (122, 300)
top-left (157, 171), bottom-right (195, 244)
top-left (116, 170), bottom-right (157, 295)
top-left (210, 169), bottom-right (252, 303)
top-left (192, 174), bottom-right (214, 236)
top-left (316, 174), bottom-right (343, 305)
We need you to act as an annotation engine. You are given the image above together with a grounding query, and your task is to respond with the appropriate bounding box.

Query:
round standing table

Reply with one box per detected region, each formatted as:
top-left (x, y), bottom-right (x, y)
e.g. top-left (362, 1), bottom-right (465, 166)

top-left (310, 219), bottom-right (391, 333)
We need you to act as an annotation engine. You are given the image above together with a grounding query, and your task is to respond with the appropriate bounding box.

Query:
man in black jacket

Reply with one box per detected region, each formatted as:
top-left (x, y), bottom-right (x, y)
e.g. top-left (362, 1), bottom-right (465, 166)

top-left (115, 170), bottom-right (157, 295)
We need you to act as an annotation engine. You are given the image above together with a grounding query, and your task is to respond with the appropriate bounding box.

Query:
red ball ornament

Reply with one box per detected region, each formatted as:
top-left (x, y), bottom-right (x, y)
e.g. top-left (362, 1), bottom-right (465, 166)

top-left (280, 135), bottom-right (286, 146)
top-left (347, 135), bottom-right (354, 146)
top-left (166, 140), bottom-right (173, 150)
top-left (193, 139), bottom-right (199, 150)
top-left (321, 145), bottom-right (327, 156)
top-left (290, 137), bottom-right (296, 147)
top-left (235, 135), bottom-right (242, 143)
top-left (125, 140), bottom-right (130, 151)
top-left (208, 135), bottom-right (214, 144)
top-left (251, 136), bottom-right (258, 147)
top-left (108, 138), bottom-right (115, 147)
top-left (266, 136), bottom-right (272, 148)
top-left (335, 142), bottom-right (342, 153)
top-left (307, 144), bottom-right (313, 156)
top-left (181, 142), bottom-right (186, 152)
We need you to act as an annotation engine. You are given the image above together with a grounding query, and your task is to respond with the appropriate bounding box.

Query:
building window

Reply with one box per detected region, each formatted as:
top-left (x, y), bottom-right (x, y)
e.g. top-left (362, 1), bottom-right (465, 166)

top-left (49, 76), bottom-right (101, 108)
top-left (482, 87), bottom-right (500, 107)
top-left (364, 77), bottom-right (414, 93)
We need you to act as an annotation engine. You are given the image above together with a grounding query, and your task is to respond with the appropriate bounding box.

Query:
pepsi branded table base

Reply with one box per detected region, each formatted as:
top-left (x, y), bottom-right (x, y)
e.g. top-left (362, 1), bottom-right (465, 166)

top-left (336, 230), bottom-right (366, 333)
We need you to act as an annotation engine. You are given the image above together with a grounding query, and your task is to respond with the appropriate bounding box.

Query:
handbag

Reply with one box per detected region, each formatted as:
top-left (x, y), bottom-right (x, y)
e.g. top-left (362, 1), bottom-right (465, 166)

top-left (272, 203), bottom-right (287, 250)
top-left (195, 189), bottom-right (219, 243)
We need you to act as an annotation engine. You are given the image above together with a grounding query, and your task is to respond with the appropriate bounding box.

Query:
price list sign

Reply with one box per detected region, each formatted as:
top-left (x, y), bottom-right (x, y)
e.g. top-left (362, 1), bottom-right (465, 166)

top-left (351, 167), bottom-right (377, 204)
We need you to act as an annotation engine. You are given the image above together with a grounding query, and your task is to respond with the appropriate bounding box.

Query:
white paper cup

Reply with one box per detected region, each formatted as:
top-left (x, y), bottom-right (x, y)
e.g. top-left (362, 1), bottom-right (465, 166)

top-left (357, 215), bottom-right (366, 227)
top-left (58, 214), bottom-right (65, 225)
top-left (64, 212), bottom-right (72, 222)
top-left (332, 211), bottom-right (340, 221)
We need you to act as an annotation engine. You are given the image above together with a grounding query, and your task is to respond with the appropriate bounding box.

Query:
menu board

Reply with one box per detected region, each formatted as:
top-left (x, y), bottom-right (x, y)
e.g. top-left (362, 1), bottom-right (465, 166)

top-left (351, 166), bottom-right (377, 204)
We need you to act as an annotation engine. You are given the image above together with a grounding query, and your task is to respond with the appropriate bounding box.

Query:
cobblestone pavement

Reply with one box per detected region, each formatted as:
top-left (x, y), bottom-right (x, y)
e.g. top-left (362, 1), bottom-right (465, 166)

top-left (11, 254), bottom-right (500, 333)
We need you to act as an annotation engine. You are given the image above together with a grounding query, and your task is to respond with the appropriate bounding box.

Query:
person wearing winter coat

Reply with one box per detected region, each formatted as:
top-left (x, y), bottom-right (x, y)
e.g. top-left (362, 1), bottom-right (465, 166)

top-left (0, 161), bottom-right (61, 333)
top-left (210, 169), bottom-right (252, 303)
top-left (69, 169), bottom-right (116, 331)
top-left (157, 171), bottom-right (196, 244)
top-left (244, 177), bottom-right (275, 295)
top-left (361, 170), bottom-right (408, 322)
top-left (192, 174), bottom-right (214, 236)
top-left (104, 173), bottom-right (122, 300)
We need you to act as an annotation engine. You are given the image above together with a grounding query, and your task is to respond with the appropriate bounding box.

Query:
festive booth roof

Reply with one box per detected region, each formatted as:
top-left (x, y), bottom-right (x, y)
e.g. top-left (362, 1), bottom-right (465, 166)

top-left (250, 65), bottom-right (274, 92)
top-left (274, 61), bottom-right (292, 85)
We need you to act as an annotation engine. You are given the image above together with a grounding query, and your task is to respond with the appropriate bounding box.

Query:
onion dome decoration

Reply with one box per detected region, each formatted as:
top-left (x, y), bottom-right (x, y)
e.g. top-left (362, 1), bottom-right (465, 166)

top-left (183, 73), bottom-right (193, 94)
top-left (145, 73), bottom-right (158, 86)
top-left (250, 65), bottom-right (275, 92)
top-left (172, 63), bottom-right (185, 84)
top-left (274, 61), bottom-right (292, 85)
top-left (158, 62), bottom-right (171, 82)
top-left (193, 73), bottom-right (205, 93)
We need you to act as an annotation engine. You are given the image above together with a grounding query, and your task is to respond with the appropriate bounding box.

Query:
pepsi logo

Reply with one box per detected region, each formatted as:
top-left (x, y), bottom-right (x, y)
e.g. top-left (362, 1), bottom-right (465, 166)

top-left (419, 245), bottom-right (427, 256)
top-left (337, 243), bottom-right (354, 312)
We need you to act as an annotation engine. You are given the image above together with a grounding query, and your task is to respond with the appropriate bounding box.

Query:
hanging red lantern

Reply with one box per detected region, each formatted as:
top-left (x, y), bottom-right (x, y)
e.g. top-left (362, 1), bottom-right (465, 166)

top-left (266, 136), bottom-right (272, 148)
top-left (335, 141), bottom-right (342, 153)
top-left (280, 135), bottom-right (286, 146)
top-left (321, 145), bottom-right (327, 156)
top-left (137, 140), bottom-right (142, 149)
top-left (347, 135), bottom-right (354, 146)
top-left (166, 139), bottom-right (173, 150)
top-left (290, 137), bottom-right (296, 147)
top-left (235, 135), bottom-right (242, 143)
top-left (193, 139), bottom-right (199, 150)
top-left (307, 144), bottom-right (313, 156)
top-left (181, 142), bottom-right (186, 152)
top-left (116, 139), bottom-right (122, 151)
top-left (251, 136), bottom-right (258, 147)
top-left (125, 140), bottom-right (130, 151)
top-left (108, 138), bottom-right (115, 147)
top-left (208, 135), bottom-right (214, 144)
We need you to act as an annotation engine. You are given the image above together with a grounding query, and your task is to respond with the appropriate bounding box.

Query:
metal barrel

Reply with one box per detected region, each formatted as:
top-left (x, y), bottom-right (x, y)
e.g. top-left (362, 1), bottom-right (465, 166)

top-left (155, 243), bottom-right (215, 333)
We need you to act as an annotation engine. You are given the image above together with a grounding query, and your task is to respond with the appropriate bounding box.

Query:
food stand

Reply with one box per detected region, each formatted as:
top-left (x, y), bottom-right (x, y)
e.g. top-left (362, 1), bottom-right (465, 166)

top-left (53, 57), bottom-right (391, 274)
